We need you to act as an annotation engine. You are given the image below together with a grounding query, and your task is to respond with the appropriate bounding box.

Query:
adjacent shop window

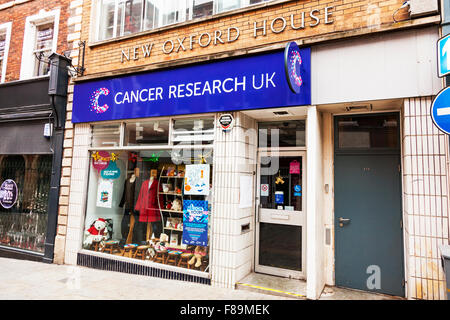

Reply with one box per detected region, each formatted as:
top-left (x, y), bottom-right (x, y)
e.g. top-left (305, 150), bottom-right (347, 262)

top-left (20, 9), bottom-right (59, 80)
top-left (337, 114), bottom-right (399, 150)
top-left (258, 120), bottom-right (306, 148)
top-left (33, 23), bottom-right (54, 77)
top-left (82, 149), bottom-right (212, 271)
top-left (125, 120), bottom-right (169, 146)
top-left (172, 118), bottom-right (215, 146)
top-left (91, 124), bottom-right (121, 148)
top-left (0, 22), bottom-right (11, 83)
top-left (96, 0), bottom-right (273, 41)
top-left (0, 155), bottom-right (52, 253)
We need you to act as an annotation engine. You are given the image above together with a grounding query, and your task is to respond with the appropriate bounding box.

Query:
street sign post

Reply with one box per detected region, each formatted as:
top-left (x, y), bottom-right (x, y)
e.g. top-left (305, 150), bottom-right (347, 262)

top-left (438, 34), bottom-right (450, 78)
top-left (431, 87), bottom-right (450, 134)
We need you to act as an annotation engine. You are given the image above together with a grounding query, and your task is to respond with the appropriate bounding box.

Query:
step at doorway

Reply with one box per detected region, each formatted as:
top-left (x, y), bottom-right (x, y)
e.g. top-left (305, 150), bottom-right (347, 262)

top-left (236, 273), bottom-right (307, 300)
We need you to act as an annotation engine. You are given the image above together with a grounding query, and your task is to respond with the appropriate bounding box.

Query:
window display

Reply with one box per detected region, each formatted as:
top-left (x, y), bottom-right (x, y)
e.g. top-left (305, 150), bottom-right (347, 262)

top-left (82, 147), bottom-right (212, 272)
top-left (0, 155), bottom-right (52, 253)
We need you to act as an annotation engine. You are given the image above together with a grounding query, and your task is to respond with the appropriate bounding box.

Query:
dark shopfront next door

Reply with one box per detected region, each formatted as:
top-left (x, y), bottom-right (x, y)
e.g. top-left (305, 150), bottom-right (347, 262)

top-left (334, 113), bottom-right (405, 297)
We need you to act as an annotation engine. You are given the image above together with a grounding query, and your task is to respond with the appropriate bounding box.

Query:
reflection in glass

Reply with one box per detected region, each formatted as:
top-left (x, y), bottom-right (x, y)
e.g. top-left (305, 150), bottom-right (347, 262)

top-left (125, 120), bottom-right (169, 145)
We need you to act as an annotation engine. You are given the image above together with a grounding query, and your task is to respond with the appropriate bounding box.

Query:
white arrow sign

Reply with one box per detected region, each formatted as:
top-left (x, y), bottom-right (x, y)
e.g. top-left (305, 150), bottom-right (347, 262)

top-left (443, 38), bottom-right (450, 72)
top-left (437, 107), bottom-right (450, 116)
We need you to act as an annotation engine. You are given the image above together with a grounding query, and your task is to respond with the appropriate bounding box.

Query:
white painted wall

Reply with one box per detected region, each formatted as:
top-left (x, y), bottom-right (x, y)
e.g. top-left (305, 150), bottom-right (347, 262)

top-left (312, 27), bottom-right (441, 105)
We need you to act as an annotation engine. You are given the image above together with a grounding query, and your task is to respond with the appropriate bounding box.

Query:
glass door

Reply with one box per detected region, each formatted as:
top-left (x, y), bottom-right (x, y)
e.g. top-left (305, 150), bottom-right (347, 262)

top-left (255, 151), bottom-right (306, 279)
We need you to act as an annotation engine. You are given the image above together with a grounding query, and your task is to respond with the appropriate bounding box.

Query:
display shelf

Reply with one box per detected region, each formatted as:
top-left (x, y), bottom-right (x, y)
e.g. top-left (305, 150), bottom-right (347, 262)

top-left (160, 209), bottom-right (183, 214)
top-left (160, 192), bottom-right (183, 196)
top-left (164, 227), bottom-right (183, 232)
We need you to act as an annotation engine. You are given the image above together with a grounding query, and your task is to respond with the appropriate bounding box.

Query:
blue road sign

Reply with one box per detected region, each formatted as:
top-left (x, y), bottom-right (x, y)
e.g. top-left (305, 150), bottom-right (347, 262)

top-left (438, 34), bottom-right (450, 78)
top-left (431, 87), bottom-right (450, 134)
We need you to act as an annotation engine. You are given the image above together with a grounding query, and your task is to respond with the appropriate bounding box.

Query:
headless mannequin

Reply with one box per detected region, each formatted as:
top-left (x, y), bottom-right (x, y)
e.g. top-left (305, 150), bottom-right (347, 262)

top-left (120, 167), bottom-right (139, 244)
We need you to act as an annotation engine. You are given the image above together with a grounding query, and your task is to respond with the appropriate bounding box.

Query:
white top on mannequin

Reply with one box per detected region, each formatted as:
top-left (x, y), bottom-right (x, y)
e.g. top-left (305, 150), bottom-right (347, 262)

top-left (129, 174), bottom-right (136, 183)
top-left (149, 175), bottom-right (155, 189)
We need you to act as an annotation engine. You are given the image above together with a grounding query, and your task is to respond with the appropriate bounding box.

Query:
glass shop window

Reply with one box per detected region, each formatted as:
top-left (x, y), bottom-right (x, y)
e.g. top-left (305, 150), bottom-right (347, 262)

top-left (143, 0), bottom-right (158, 30)
top-left (258, 120), bottom-right (306, 148)
top-left (125, 120), bottom-right (169, 146)
top-left (91, 124), bottom-right (121, 148)
top-left (337, 114), bottom-right (399, 150)
top-left (122, 0), bottom-right (144, 35)
top-left (172, 118), bottom-right (215, 146)
top-left (191, 0), bottom-right (213, 19)
top-left (0, 155), bottom-right (52, 253)
top-left (82, 149), bottom-right (213, 271)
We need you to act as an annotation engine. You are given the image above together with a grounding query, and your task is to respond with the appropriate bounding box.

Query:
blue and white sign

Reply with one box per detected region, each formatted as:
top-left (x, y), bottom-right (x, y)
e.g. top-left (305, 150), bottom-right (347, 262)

top-left (72, 48), bottom-right (311, 123)
top-left (183, 200), bottom-right (209, 246)
top-left (431, 87), bottom-right (450, 134)
top-left (438, 34), bottom-right (450, 78)
top-left (285, 42), bottom-right (305, 94)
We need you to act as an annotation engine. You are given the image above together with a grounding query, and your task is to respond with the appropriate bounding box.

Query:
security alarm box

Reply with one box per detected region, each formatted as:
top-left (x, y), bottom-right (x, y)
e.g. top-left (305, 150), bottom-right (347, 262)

top-left (409, 0), bottom-right (438, 18)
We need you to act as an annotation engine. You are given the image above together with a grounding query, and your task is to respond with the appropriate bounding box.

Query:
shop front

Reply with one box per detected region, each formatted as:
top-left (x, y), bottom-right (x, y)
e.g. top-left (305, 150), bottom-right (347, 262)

top-left (69, 44), bottom-right (311, 285)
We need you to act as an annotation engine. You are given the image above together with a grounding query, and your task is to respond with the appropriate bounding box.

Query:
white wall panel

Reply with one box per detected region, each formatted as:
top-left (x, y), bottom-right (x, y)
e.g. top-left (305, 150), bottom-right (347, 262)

top-left (312, 27), bottom-right (441, 105)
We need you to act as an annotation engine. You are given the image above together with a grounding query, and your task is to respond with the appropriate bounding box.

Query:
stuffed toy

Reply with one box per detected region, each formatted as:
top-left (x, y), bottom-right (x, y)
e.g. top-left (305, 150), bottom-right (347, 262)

top-left (188, 245), bottom-right (207, 268)
top-left (83, 218), bottom-right (108, 248)
top-left (154, 233), bottom-right (169, 252)
top-left (172, 198), bottom-right (182, 211)
top-left (147, 238), bottom-right (158, 259)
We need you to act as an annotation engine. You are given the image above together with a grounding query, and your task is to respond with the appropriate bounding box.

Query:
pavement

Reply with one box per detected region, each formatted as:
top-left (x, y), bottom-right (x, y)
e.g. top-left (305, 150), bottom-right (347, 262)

top-left (0, 257), bottom-right (400, 301)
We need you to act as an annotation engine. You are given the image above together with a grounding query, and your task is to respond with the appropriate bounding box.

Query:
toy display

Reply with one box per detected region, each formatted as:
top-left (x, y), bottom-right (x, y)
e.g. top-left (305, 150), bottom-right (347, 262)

top-left (83, 218), bottom-right (109, 248)
top-left (188, 246), bottom-right (207, 268)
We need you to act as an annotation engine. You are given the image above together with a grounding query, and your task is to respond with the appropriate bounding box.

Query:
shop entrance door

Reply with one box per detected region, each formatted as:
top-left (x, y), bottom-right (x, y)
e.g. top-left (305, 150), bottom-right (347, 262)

top-left (255, 151), bottom-right (306, 279)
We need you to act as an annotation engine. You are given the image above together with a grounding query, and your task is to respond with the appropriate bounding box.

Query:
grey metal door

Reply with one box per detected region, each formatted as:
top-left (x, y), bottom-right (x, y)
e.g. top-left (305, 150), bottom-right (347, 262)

top-left (334, 113), bottom-right (405, 297)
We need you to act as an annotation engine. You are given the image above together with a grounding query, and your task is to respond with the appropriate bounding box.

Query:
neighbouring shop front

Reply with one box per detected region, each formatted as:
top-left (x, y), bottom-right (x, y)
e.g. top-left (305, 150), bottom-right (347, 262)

top-left (71, 43), bottom-right (311, 283)
top-left (0, 54), bottom-right (70, 262)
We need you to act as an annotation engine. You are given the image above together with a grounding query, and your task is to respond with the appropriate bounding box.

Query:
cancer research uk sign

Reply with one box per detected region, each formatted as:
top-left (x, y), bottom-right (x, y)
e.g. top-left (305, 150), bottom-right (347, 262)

top-left (72, 45), bottom-right (311, 123)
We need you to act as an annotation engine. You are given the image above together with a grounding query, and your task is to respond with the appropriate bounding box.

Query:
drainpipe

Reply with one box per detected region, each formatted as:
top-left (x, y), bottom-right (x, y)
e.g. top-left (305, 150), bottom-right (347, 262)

top-left (43, 53), bottom-right (71, 263)
top-left (443, 0), bottom-right (450, 86)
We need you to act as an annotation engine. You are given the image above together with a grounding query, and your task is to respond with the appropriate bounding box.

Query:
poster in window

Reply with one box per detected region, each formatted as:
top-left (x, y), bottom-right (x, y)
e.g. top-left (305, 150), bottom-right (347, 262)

top-left (96, 178), bottom-right (113, 208)
top-left (184, 164), bottom-right (210, 195)
top-left (182, 200), bottom-right (208, 246)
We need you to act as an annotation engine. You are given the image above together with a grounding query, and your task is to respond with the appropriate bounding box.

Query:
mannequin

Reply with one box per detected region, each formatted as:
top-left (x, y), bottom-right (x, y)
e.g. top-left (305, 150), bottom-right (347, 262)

top-left (119, 167), bottom-right (139, 245)
top-left (134, 169), bottom-right (163, 243)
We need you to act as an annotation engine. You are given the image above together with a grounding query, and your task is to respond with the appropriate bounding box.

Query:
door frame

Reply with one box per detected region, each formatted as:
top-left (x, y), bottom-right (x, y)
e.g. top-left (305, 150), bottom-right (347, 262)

top-left (333, 112), bottom-right (405, 296)
top-left (255, 149), bottom-right (307, 280)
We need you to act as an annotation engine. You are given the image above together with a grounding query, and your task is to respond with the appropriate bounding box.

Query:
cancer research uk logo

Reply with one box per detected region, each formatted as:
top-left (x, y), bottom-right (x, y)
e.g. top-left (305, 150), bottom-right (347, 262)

top-left (89, 87), bottom-right (110, 114)
top-left (284, 42), bottom-right (303, 94)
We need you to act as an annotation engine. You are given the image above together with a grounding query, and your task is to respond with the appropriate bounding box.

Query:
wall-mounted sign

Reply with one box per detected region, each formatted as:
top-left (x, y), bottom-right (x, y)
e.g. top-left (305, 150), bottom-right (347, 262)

top-left (73, 49), bottom-right (311, 123)
top-left (184, 164), bottom-right (210, 196)
top-left (0, 179), bottom-right (18, 209)
top-left (285, 42), bottom-right (305, 94)
top-left (182, 200), bottom-right (208, 246)
top-left (431, 86), bottom-right (450, 134)
top-left (218, 113), bottom-right (234, 132)
top-left (438, 34), bottom-right (450, 78)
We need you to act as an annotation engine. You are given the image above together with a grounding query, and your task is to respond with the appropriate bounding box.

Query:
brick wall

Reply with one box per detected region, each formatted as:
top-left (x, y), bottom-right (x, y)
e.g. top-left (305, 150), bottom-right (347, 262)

top-left (78, 0), bottom-right (411, 77)
top-left (0, 0), bottom-right (70, 82)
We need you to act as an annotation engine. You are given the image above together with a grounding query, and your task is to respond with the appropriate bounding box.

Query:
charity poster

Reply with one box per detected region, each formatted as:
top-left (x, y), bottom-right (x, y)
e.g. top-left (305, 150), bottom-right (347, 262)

top-left (184, 164), bottom-right (210, 196)
top-left (101, 160), bottom-right (121, 180)
top-left (182, 200), bottom-right (208, 246)
top-left (96, 179), bottom-right (114, 208)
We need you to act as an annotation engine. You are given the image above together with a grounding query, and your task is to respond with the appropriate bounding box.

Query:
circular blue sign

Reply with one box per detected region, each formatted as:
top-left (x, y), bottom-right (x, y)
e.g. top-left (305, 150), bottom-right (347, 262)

top-left (0, 179), bottom-right (18, 209)
top-left (285, 42), bottom-right (303, 94)
top-left (431, 87), bottom-right (450, 134)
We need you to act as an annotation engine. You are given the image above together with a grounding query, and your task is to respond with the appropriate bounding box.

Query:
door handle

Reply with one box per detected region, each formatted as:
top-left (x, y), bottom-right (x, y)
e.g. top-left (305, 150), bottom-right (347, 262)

top-left (339, 217), bottom-right (350, 227)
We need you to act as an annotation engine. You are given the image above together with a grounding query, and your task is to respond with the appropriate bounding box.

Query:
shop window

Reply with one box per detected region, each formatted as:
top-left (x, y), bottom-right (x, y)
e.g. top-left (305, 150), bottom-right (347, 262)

top-left (258, 120), bottom-right (306, 148)
top-left (172, 118), bottom-right (215, 146)
top-left (336, 114), bottom-right (399, 150)
top-left (125, 120), bottom-right (169, 145)
top-left (0, 155), bottom-right (52, 253)
top-left (0, 22), bottom-right (11, 83)
top-left (82, 148), bottom-right (212, 271)
top-left (91, 124), bottom-right (121, 148)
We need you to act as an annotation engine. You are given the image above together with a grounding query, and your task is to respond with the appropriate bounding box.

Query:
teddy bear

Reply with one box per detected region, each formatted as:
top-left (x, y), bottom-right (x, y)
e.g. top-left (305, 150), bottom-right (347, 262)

top-left (154, 233), bottom-right (169, 252)
top-left (188, 245), bottom-right (207, 268)
top-left (171, 198), bottom-right (182, 211)
top-left (83, 218), bottom-right (108, 248)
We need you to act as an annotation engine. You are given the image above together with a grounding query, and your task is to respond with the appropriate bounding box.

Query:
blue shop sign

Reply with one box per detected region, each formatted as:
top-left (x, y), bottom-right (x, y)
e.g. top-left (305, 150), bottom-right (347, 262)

top-left (431, 86), bottom-right (450, 134)
top-left (72, 46), bottom-right (311, 123)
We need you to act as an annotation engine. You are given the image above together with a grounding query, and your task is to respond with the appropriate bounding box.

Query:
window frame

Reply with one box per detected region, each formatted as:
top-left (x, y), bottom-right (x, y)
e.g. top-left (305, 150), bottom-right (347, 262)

top-left (0, 22), bottom-right (12, 83)
top-left (20, 9), bottom-right (60, 80)
top-left (94, 0), bottom-right (275, 42)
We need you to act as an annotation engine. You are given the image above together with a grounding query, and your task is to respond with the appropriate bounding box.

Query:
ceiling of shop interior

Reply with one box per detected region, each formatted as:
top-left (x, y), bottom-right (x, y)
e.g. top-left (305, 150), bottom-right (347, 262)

top-left (242, 98), bottom-right (403, 120)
